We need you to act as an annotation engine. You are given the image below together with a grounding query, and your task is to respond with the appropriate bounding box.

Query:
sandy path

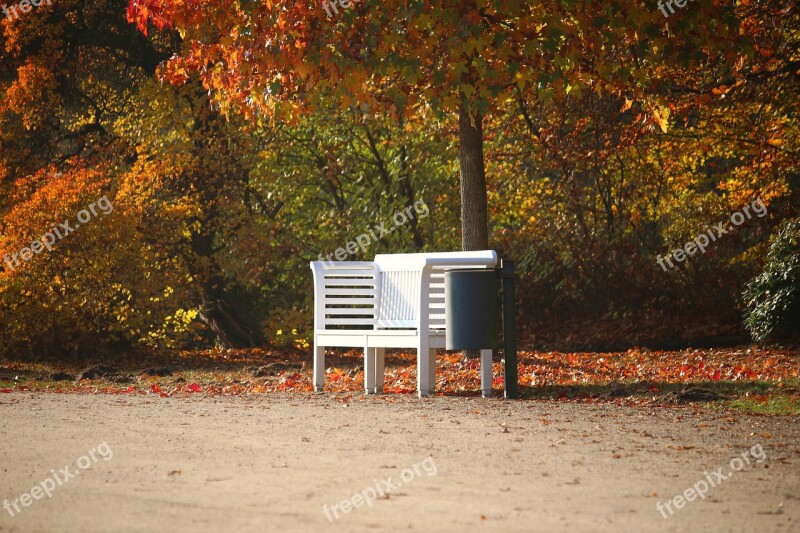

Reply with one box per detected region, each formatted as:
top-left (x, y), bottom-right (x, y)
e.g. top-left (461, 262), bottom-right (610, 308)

top-left (0, 392), bottom-right (798, 532)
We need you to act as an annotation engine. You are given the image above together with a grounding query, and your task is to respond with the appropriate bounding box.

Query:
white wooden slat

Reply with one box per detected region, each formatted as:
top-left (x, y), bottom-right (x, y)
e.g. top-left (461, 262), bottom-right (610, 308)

top-left (315, 333), bottom-right (374, 347)
top-left (431, 263), bottom-right (496, 274)
top-left (378, 269), bottom-right (420, 324)
top-left (373, 250), bottom-right (497, 271)
top-left (325, 308), bottom-right (375, 316)
top-left (431, 265), bottom-right (489, 269)
top-left (321, 261), bottom-right (375, 269)
top-left (324, 287), bottom-right (377, 296)
top-left (376, 319), bottom-right (417, 328)
top-left (324, 297), bottom-right (376, 305)
top-left (429, 290), bottom-right (446, 324)
top-left (428, 272), bottom-right (447, 330)
top-left (324, 278), bottom-right (376, 287)
top-left (324, 318), bottom-right (375, 326)
top-left (323, 270), bottom-right (375, 277)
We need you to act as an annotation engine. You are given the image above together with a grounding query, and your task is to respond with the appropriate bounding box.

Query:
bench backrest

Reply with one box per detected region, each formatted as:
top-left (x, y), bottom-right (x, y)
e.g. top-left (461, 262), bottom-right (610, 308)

top-left (373, 251), bottom-right (497, 331)
top-left (311, 251), bottom-right (498, 331)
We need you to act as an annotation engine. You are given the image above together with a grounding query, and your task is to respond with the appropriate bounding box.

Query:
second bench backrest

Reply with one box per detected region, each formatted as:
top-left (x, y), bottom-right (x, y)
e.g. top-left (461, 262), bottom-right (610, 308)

top-left (373, 251), bottom-right (497, 331)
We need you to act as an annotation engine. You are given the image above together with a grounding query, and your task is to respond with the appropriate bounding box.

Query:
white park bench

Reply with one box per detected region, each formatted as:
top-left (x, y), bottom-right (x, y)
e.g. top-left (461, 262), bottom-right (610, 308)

top-left (310, 250), bottom-right (498, 397)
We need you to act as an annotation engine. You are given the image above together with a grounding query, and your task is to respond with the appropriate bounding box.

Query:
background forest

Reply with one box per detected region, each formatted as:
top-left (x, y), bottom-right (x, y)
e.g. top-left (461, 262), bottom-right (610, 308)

top-left (1, 0), bottom-right (798, 358)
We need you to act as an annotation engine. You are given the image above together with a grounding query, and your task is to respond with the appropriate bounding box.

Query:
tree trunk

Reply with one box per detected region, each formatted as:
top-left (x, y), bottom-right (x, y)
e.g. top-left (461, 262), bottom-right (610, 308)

top-left (190, 225), bottom-right (266, 349)
top-left (458, 99), bottom-right (489, 251)
top-left (458, 97), bottom-right (490, 360)
top-left (399, 145), bottom-right (425, 249)
top-left (198, 285), bottom-right (265, 348)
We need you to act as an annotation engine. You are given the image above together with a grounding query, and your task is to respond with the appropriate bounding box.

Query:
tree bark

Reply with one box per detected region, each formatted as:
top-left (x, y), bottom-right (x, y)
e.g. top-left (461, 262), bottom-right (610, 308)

top-left (198, 287), bottom-right (265, 349)
top-left (191, 228), bottom-right (266, 348)
top-left (458, 97), bottom-right (490, 360)
top-left (399, 145), bottom-right (425, 249)
top-left (458, 99), bottom-right (489, 251)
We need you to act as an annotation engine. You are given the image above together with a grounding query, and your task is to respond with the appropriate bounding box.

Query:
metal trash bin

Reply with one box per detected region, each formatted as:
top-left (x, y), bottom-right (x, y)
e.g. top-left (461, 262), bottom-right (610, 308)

top-left (444, 269), bottom-right (498, 350)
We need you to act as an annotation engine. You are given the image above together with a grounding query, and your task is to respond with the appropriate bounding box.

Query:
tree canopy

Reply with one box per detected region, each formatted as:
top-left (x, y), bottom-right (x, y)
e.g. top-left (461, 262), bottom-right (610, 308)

top-left (0, 0), bottom-right (797, 355)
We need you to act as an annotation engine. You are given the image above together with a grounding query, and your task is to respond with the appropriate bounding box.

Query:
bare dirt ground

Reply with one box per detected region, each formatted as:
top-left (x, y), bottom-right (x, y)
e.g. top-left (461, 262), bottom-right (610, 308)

top-left (0, 392), bottom-right (798, 533)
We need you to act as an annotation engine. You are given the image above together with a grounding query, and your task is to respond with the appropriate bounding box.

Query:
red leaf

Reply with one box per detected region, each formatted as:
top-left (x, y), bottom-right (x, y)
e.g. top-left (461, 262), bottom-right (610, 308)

top-left (187, 383), bottom-right (202, 392)
top-left (0, 388), bottom-right (12, 393)
top-left (711, 369), bottom-right (721, 381)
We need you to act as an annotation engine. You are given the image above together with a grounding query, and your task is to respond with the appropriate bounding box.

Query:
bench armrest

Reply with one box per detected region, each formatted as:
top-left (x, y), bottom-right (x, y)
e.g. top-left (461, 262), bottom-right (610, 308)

top-left (373, 250), bottom-right (498, 270)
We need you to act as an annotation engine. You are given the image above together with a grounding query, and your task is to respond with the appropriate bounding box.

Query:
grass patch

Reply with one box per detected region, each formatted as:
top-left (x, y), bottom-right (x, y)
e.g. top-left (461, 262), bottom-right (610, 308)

top-left (728, 395), bottom-right (800, 415)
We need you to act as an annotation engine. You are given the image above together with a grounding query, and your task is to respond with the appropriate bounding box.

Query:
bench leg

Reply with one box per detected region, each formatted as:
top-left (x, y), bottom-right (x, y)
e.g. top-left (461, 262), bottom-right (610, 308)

top-left (364, 346), bottom-right (375, 395)
top-left (480, 349), bottom-right (493, 398)
top-left (417, 340), bottom-right (434, 398)
top-left (427, 349), bottom-right (437, 394)
top-left (374, 348), bottom-right (385, 393)
top-left (313, 344), bottom-right (325, 392)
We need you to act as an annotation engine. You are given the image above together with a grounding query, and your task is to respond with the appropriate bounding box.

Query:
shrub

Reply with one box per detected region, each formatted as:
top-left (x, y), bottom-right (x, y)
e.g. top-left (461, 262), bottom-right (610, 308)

top-left (743, 218), bottom-right (800, 343)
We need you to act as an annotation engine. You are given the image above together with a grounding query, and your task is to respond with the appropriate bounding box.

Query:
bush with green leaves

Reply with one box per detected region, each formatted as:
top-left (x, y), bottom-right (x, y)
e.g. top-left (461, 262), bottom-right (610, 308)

top-left (744, 218), bottom-right (800, 343)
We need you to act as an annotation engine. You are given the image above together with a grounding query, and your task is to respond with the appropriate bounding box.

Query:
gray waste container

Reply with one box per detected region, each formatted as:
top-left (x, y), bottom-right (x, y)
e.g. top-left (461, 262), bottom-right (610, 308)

top-left (444, 269), bottom-right (498, 350)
